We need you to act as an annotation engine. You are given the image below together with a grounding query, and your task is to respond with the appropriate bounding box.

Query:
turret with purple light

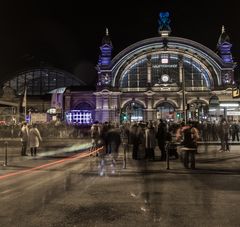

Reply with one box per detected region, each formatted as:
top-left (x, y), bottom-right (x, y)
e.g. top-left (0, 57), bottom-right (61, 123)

top-left (96, 28), bottom-right (113, 87)
top-left (216, 25), bottom-right (236, 85)
top-left (217, 25), bottom-right (233, 63)
top-left (99, 28), bottom-right (113, 66)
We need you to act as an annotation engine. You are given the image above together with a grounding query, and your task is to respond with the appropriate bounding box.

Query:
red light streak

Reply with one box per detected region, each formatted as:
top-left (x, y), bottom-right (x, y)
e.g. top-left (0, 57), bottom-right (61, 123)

top-left (0, 147), bottom-right (103, 181)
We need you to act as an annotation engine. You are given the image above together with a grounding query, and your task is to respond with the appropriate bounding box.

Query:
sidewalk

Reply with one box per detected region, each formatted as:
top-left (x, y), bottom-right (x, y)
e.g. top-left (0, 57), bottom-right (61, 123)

top-left (115, 143), bottom-right (240, 175)
top-left (1, 141), bottom-right (240, 178)
top-left (0, 138), bottom-right (92, 176)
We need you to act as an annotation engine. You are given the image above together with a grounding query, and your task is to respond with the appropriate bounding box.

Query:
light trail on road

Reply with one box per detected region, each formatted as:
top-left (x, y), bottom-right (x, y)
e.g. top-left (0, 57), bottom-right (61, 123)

top-left (38, 142), bottom-right (92, 157)
top-left (0, 146), bottom-right (103, 181)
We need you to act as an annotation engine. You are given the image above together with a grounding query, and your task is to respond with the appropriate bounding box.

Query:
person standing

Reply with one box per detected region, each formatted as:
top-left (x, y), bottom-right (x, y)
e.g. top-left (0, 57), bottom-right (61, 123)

top-left (156, 119), bottom-right (167, 161)
top-left (176, 121), bottom-right (200, 169)
top-left (144, 121), bottom-right (156, 160)
top-left (219, 118), bottom-right (230, 152)
top-left (231, 120), bottom-right (239, 142)
top-left (19, 122), bottom-right (29, 156)
top-left (29, 124), bottom-right (42, 156)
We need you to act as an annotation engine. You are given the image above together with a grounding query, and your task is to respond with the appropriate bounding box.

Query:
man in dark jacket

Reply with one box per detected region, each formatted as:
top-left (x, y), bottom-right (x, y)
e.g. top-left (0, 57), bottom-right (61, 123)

top-left (156, 119), bottom-right (167, 161)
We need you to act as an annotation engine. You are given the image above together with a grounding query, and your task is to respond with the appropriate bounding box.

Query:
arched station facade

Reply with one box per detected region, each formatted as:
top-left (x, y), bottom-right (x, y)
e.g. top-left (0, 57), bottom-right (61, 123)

top-left (94, 23), bottom-right (238, 124)
top-left (1, 14), bottom-right (239, 125)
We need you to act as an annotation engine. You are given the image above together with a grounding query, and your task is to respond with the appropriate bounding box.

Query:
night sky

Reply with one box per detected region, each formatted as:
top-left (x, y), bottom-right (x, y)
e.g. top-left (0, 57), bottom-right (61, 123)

top-left (0, 0), bottom-right (239, 85)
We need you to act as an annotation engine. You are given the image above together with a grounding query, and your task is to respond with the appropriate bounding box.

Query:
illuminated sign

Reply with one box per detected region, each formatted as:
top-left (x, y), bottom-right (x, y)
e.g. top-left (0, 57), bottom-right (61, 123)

top-left (161, 58), bottom-right (169, 64)
top-left (153, 64), bottom-right (177, 68)
top-left (232, 87), bottom-right (240, 98)
top-left (219, 103), bottom-right (239, 107)
top-left (47, 108), bottom-right (56, 114)
top-left (227, 111), bottom-right (240, 116)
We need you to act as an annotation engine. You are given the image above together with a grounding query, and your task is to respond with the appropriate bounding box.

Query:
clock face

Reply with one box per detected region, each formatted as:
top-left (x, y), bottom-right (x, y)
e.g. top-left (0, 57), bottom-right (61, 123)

top-left (161, 74), bottom-right (169, 83)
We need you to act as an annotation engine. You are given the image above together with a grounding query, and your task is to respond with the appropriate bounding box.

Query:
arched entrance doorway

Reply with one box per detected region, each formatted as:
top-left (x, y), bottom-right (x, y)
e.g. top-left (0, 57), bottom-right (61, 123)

top-left (121, 101), bottom-right (144, 122)
top-left (156, 102), bottom-right (175, 121)
top-left (188, 101), bottom-right (208, 122)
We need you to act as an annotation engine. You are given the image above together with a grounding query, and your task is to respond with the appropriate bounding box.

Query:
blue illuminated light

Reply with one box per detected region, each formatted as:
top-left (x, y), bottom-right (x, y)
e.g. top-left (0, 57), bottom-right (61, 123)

top-left (158, 12), bottom-right (171, 31)
top-left (218, 42), bottom-right (233, 63)
top-left (99, 44), bottom-right (113, 66)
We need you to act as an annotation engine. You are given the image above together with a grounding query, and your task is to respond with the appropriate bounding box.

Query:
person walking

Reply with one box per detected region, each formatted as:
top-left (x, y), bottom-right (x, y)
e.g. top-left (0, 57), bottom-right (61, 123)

top-left (19, 121), bottom-right (29, 156)
top-left (107, 126), bottom-right (121, 164)
top-left (29, 124), bottom-right (42, 156)
top-left (90, 121), bottom-right (101, 156)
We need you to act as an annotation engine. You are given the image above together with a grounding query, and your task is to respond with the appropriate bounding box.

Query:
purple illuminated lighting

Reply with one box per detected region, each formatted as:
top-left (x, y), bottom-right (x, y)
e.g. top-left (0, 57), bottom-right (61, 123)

top-left (99, 45), bottom-right (113, 66)
top-left (65, 110), bottom-right (93, 125)
top-left (218, 42), bottom-right (233, 63)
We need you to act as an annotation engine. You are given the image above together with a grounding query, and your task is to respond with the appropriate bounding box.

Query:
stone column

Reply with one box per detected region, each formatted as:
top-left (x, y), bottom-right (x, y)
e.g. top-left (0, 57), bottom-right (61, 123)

top-left (145, 92), bottom-right (154, 122)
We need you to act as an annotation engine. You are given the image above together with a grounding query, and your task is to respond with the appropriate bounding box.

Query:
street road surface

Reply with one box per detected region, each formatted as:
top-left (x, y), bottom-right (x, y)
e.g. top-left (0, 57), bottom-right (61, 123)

top-left (0, 145), bottom-right (240, 227)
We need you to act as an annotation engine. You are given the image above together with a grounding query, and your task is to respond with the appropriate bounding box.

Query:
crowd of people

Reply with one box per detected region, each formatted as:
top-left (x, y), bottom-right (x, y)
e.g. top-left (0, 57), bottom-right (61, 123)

top-left (91, 121), bottom-right (189, 156)
top-left (89, 118), bottom-right (238, 168)
top-left (1, 117), bottom-right (239, 161)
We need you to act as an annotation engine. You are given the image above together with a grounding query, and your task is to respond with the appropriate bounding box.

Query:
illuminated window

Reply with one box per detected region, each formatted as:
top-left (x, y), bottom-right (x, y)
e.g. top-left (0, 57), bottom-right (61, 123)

top-left (161, 54), bottom-right (169, 64)
top-left (66, 110), bottom-right (93, 125)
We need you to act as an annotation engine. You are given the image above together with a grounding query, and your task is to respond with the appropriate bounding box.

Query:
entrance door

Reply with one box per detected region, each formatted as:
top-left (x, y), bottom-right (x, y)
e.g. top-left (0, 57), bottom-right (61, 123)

top-left (121, 101), bottom-right (144, 122)
top-left (156, 102), bottom-right (175, 121)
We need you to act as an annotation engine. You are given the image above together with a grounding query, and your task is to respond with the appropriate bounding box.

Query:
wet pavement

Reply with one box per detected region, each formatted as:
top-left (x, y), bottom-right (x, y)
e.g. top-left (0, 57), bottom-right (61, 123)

top-left (0, 140), bottom-right (240, 226)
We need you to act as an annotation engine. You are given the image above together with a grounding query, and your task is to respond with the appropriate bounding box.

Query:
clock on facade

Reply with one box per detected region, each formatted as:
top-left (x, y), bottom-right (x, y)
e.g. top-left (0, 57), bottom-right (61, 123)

top-left (161, 74), bottom-right (170, 83)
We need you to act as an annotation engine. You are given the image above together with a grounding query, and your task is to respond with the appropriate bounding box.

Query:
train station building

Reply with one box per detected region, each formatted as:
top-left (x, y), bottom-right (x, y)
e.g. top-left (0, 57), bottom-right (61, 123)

top-left (0, 13), bottom-right (239, 125)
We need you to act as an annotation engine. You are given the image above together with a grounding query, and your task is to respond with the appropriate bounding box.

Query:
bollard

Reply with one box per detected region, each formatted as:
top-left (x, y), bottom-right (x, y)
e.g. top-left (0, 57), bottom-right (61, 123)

top-left (3, 141), bottom-right (8, 166)
top-left (166, 142), bottom-right (170, 170)
top-left (123, 144), bottom-right (127, 169)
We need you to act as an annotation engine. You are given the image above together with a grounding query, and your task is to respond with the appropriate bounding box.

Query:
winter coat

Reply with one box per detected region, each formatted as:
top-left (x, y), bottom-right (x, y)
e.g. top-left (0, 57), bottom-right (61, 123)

top-left (20, 126), bottom-right (29, 142)
top-left (145, 127), bottom-right (156, 149)
top-left (29, 128), bottom-right (42, 148)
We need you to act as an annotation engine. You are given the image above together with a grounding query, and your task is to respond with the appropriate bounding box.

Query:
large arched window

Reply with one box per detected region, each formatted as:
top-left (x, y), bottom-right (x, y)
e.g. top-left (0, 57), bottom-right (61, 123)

top-left (121, 101), bottom-right (144, 122)
top-left (120, 53), bottom-right (210, 91)
top-left (5, 67), bottom-right (85, 95)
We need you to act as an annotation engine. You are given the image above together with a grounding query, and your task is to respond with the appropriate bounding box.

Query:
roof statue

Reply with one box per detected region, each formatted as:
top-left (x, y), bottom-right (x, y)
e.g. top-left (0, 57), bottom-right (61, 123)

top-left (102, 27), bottom-right (112, 46)
top-left (218, 25), bottom-right (230, 45)
top-left (158, 12), bottom-right (171, 34)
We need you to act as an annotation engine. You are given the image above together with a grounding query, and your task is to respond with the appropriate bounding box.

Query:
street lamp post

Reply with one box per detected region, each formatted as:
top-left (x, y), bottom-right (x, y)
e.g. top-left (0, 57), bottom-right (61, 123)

top-left (180, 59), bottom-right (187, 123)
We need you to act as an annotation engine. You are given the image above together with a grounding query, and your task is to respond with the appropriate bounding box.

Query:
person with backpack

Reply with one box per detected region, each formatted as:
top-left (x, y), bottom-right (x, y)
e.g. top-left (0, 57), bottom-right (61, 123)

top-left (176, 121), bottom-right (200, 169)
